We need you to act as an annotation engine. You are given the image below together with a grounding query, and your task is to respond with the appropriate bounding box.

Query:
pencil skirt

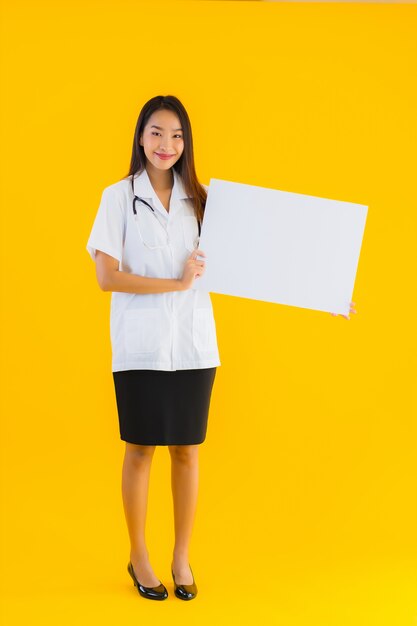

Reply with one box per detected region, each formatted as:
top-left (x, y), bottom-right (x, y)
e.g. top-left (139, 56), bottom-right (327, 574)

top-left (112, 367), bottom-right (217, 446)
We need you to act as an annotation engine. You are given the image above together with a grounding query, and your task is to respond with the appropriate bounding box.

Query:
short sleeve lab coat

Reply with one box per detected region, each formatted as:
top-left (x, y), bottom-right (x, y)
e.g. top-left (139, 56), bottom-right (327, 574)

top-left (86, 167), bottom-right (221, 372)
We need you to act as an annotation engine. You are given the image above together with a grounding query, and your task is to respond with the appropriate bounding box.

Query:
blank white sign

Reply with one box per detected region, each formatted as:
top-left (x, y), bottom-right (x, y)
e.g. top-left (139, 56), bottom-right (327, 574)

top-left (194, 179), bottom-right (368, 317)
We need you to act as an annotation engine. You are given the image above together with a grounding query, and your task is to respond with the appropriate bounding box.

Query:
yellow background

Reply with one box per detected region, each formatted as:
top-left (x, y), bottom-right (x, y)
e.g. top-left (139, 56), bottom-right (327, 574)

top-left (1, 1), bottom-right (416, 624)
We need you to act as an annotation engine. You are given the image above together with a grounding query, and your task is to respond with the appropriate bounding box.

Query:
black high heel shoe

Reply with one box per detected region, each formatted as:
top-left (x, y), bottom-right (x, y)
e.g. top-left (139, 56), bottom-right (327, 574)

top-left (171, 563), bottom-right (198, 600)
top-left (127, 562), bottom-right (168, 600)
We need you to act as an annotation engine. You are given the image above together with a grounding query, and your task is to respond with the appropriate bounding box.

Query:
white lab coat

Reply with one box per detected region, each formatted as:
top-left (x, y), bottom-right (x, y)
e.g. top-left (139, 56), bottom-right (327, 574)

top-left (86, 167), bottom-right (221, 372)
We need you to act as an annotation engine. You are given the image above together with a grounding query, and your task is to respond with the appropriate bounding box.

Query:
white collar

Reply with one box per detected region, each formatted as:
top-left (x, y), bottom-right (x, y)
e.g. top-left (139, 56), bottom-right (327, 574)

top-left (132, 167), bottom-right (190, 219)
top-left (133, 167), bottom-right (189, 199)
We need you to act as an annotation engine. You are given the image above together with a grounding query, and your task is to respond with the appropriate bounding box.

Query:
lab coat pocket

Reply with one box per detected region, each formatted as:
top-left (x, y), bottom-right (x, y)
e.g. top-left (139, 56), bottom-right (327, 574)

top-left (182, 215), bottom-right (199, 251)
top-left (124, 309), bottom-right (161, 354)
top-left (192, 308), bottom-right (217, 352)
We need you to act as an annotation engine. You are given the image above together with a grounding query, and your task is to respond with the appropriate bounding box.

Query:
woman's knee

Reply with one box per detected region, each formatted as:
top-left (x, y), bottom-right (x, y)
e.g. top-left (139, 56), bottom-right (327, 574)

top-left (125, 442), bottom-right (156, 464)
top-left (168, 444), bottom-right (199, 464)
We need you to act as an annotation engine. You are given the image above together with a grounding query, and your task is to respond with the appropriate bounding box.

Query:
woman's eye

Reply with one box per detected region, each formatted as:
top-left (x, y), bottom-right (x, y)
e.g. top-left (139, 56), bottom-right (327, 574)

top-left (151, 132), bottom-right (183, 139)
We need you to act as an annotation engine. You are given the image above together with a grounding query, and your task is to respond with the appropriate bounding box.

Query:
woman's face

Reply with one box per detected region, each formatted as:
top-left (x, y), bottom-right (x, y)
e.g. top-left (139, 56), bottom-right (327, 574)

top-left (140, 109), bottom-right (184, 171)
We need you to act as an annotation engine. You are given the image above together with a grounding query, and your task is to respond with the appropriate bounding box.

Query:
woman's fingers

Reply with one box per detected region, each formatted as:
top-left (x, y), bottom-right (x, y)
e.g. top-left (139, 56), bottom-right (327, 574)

top-left (330, 301), bottom-right (357, 318)
top-left (192, 248), bottom-right (206, 259)
top-left (190, 248), bottom-right (206, 267)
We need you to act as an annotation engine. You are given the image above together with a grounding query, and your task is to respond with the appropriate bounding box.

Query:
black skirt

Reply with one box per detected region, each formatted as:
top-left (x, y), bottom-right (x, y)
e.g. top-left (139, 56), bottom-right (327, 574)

top-left (112, 367), bottom-right (217, 446)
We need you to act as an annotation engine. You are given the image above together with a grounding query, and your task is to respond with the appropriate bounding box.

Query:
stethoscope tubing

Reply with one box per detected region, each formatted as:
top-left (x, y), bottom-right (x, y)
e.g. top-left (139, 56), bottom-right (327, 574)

top-left (130, 175), bottom-right (201, 237)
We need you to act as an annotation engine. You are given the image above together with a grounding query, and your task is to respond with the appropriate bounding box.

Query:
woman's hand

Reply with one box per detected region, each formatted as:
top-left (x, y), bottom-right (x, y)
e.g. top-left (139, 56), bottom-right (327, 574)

top-left (180, 249), bottom-right (206, 290)
top-left (330, 301), bottom-right (357, 320)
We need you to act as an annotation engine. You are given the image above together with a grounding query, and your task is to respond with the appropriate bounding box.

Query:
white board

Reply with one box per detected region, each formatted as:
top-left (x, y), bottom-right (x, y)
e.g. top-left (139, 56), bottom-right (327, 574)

top-left (193, 179), bottom-right (368, 317)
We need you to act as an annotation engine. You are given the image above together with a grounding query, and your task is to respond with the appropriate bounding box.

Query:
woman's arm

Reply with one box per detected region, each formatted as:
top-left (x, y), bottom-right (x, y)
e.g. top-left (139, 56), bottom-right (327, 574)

top-left (95, 250), bottom-right (184, 294)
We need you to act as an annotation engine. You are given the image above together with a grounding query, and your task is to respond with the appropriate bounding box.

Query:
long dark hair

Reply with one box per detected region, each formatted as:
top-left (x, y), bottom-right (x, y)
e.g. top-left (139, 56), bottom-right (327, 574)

top-left (120, 95), bottom-right (207, 222)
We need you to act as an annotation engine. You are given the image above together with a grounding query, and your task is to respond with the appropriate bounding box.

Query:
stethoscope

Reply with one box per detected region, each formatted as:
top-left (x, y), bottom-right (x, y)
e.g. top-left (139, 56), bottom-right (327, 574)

top-left (130, 175), bottom-right (201, 250)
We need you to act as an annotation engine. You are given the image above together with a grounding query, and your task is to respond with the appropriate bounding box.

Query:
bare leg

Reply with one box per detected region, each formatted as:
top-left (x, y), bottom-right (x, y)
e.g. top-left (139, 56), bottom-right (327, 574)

top-left (169, 444), bottom-right (199, 585)
top-left (122, 442), bottom-right (161, 587)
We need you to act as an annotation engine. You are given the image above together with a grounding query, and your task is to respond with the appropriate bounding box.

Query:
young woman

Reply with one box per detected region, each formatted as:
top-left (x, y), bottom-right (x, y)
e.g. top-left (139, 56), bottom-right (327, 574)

top-left (86, 95), bottom-right (221, 601)
top-left (87, 94), bottom-right (357, 603)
